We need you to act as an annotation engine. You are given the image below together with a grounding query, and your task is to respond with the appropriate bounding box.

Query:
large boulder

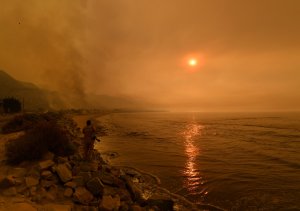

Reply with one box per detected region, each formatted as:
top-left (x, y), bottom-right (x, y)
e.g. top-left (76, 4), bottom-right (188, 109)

top-left (56, 164), bottom-right (72, 183)
top-left (73, 187), bottom-right (94, 205)
top-left (86, 177), bottom-right (104, 196)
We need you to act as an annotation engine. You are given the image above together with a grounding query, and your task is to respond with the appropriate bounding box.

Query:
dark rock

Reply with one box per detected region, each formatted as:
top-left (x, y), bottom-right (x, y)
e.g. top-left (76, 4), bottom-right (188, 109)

top-left (42, 151), bottom-right (55, 160)
top-left (40, 179), bottom-right (56, 188)
top-left (119, 201), bottom-right (130, 211)
top-left (0, 175), bottom-right (15, 189)
top-left (56, 156), bottom-right (69, 164)
top-left (78, 171), bottom-right (92, 184)
top-left (86, 177), bottom-right (104, 196)
top-left (100, 173), bottom-right (125, 188)
top-left (122, 175), bottom-right (144, 203)
top-left (72, 176), bottom-right (85, 187)
top-left (79, 162), bottom-right (98, 172)
top-left (145, 199), bottom-right (174, 211)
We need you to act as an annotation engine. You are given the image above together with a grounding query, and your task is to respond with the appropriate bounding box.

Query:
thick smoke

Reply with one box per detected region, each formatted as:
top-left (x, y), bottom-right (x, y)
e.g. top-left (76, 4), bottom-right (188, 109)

top-left (1, 0), bottom-right (300, 111)
top-left (0, 0), bottom-right (88, 108)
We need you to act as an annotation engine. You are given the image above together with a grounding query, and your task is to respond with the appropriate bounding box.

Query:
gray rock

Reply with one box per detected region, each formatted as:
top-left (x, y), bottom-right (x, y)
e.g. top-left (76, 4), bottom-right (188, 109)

top-left (73, 187), bottom-right (94, 205)
top-left (25, 176), bottom-right (39, 187)
top-left (86, 177), bottom-right (104, 195)
top-left (99, 195), bottom-right (121, 211)
top-left (56, 164), bottom-right (72, 183)
top-left (39, 160), bottom-right (55, 170)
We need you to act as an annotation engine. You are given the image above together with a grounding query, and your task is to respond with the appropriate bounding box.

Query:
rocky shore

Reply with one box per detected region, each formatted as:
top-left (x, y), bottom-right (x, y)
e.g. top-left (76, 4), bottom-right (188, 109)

top-left (0, 114), bottom-right (203, 211)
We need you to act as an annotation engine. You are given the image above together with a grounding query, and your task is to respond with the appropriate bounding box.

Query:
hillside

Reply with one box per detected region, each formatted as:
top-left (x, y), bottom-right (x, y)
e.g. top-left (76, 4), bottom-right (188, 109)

top-left (0, 70), bottom-right (151, 111)
top-left (0, 70), bottom-right (51, 111)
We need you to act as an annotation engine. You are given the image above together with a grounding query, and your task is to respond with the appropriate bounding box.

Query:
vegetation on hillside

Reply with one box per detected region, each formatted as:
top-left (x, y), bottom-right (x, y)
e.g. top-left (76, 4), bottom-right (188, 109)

top-left (1, 97), bottom-right (22, 113)
top-left (1, 112), bottom-right (78, 164)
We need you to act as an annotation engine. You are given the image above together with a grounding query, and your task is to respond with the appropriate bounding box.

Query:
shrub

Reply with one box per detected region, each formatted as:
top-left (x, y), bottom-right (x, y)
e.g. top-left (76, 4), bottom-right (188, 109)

top-left (1, 112), bottom-right (65, 134)
top-left (2, 113), bottom-right (42, 134)
top-left (2, 97), bottom-right (22, 113)
top-left (5, 121), bottom-right (76, 164)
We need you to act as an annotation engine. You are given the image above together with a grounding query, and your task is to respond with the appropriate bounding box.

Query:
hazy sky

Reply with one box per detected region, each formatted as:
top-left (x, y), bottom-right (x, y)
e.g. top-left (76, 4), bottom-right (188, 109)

top-left (1, 0), bottom-right (300, 111)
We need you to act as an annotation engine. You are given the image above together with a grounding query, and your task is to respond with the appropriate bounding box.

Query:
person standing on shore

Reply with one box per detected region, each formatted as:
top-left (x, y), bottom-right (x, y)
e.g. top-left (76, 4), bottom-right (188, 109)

top-left (82, 120), bottom-right (99, 160)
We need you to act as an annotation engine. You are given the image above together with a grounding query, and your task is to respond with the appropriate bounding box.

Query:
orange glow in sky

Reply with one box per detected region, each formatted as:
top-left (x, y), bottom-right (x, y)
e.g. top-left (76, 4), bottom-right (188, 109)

top-left (188, 58), bottom-right (198, 66)
top-left (182, 54), bottom-right (205, 73)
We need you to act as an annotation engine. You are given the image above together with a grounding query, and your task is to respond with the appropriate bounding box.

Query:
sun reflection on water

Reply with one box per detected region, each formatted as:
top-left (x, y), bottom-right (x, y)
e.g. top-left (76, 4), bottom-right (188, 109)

top-left (182, 122), bottom-right (206, 195)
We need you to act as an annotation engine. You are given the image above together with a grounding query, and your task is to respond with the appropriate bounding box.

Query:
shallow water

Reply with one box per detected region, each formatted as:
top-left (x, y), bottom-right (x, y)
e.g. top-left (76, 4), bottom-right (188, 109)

top-left (96, 112), bottom-right (300, 210)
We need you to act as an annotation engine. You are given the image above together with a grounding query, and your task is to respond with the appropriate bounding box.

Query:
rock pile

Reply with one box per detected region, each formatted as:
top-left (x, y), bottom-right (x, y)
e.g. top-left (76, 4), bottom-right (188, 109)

top-left (0, 149), bottom-right (177, 211)
top-left (0, 115), bottom-right (204, 211)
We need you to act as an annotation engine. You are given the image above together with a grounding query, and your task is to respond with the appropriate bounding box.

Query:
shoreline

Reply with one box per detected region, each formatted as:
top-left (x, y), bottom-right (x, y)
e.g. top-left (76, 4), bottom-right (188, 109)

top-left (0, 112), bottom-right (224, 210)
top-left (83, 113), bottom-right (225, 211)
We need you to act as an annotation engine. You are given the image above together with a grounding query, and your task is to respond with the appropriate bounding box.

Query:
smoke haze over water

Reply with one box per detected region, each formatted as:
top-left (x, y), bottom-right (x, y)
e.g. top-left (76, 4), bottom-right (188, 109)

top-left (1, 0), bottom-right (300, 111)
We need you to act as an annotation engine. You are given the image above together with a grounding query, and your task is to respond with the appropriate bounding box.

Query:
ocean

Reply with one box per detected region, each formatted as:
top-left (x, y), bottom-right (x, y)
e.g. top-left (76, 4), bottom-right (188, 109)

top-left (95, 112), bottom-right (300, 210)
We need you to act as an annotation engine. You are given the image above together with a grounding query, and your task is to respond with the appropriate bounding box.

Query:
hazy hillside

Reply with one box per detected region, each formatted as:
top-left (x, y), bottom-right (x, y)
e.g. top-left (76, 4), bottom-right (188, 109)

top-left (0, 70), bottom-right (150, 111)
top-left (0, 70), bottom-right (52, 110)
